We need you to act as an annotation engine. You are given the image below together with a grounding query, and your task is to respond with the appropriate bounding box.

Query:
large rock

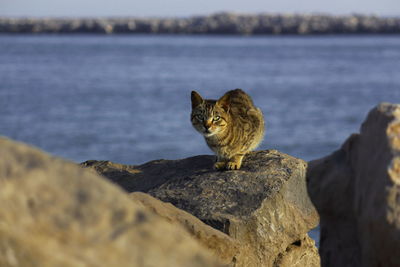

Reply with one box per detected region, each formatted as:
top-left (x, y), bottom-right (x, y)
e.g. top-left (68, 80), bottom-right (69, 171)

top-left (0, 137), bottom-right (223, 267)
top-left (130, 192), bottom-right (239, 264)
top-left (83, 150), bottom-right (320, 267)
top-left (307, 103), bottom-right (400, 267)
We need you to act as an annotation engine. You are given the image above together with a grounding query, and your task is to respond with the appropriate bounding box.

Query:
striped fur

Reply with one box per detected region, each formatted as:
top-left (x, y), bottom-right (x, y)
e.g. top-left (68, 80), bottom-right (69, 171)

top-left (191, 89), bottom-right (265, 170)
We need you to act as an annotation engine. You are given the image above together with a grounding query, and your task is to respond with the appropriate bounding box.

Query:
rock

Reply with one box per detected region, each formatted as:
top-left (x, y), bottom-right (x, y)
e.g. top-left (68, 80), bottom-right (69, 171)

top-left (307, 103), bottom-right (400, 267)
top-left (83, 150), bottom-right (320, 267)
top-left (130, 192), bottom-right (239, 264)
top-left (0, 137), bottom-right (223, 267)
top-left (1, 14), bottom-right (400, 34)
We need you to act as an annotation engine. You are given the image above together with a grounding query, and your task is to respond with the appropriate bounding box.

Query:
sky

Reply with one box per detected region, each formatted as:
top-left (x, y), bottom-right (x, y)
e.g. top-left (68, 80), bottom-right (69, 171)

top-left (1, 0), bottom-right (399, 17)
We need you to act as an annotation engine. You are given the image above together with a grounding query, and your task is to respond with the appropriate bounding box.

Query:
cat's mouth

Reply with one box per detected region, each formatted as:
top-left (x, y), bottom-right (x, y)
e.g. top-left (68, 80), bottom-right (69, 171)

top-left (203, 129), bottom-right (217, 137)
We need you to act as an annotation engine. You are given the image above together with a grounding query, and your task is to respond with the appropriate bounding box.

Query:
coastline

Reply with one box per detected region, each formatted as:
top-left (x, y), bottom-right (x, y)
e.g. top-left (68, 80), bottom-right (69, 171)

top-left (1, 12), bottom-right (400, 35)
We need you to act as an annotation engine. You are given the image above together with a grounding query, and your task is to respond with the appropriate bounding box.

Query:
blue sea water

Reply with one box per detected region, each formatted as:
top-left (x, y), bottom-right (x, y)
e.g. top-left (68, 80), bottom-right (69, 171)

top-left (1, 35), bottom-right (400, 164)
top-left (1, 34), bottom-right (400, 245)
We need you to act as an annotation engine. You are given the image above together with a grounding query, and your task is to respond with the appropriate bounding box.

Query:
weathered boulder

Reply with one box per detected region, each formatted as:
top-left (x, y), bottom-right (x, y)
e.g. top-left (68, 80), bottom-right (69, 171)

top-left (307, 103), bottom-right (400, 267)
top-left (130, 192), bottom-right (239, 264)
top-left (83, 150), bottom-right (320, 267)
top-left (0, 137), bottom-right (223, 267)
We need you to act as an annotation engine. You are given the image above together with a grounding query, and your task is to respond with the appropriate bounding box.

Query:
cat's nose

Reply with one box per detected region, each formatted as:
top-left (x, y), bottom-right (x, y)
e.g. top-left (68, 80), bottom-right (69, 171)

top-left (204, 122), bottom-right (212, 129)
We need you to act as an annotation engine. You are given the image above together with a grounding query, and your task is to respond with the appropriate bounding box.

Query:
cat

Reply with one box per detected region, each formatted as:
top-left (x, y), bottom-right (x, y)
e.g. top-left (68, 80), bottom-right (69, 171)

top-left (191, 89), bottom-right (265, 170)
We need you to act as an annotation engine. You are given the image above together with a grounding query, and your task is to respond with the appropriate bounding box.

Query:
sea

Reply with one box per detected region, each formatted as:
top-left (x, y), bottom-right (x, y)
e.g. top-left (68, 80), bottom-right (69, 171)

top-left (1, 34), bottom-right (400, 245)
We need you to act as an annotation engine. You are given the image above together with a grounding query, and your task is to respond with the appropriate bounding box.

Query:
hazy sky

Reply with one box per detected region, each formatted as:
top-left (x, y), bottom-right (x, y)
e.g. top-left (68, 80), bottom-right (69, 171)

top-left (1, 0), bottom-right (399, 17)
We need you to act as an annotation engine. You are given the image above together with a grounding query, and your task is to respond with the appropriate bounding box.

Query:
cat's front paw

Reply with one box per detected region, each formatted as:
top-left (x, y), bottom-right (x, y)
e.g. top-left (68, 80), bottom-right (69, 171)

top-left (226, 161), bottom-right (241, 170)
top-left (214, 161), bottom-right (226, 170)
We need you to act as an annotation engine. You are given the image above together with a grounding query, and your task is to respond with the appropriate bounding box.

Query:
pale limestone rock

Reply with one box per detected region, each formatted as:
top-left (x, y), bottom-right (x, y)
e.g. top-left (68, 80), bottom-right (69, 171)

top-left (0, 137), bottom-right (223, 267)
top-left (307, 103), bottom-right (400, 267)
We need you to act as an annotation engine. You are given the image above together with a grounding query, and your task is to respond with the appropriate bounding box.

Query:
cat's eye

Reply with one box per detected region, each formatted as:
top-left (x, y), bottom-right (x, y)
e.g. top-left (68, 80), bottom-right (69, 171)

top-left (213, 116), bottom-right (221, 121)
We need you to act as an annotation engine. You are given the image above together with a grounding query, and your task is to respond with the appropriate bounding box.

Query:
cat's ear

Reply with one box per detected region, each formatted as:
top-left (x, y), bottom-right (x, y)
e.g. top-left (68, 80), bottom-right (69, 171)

top-left (191, 91), bottom-right (203, 109)
top-left (217, 92), bottom-right (230, 112)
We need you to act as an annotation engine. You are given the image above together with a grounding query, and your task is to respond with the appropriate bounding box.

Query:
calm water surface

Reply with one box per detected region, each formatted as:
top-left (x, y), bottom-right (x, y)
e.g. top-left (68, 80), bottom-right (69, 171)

top-left (1, 34), bottom-right (399, 164)
top-left (1, 34), bottom-right (400, 244)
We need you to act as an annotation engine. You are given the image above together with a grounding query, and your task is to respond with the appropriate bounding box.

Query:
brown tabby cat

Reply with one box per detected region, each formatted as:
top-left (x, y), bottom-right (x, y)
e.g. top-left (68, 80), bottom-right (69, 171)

top-left (191, 89), bottom-right (265, 170)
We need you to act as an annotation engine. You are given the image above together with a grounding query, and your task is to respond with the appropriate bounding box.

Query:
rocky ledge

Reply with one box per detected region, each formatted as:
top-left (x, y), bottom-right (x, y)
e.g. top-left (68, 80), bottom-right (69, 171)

top-left (307, 103), bottom-right (400, 267)
top-left (2, 103), bottom-right (400, 267)
top-left (0, 137), bottom-right (224, 267)
top-left (1, 13), bottom-right (400, 34)
top-left (0, 136), bottom-right (320, 267)
top-left (82, 150), bottom-right (320, 266)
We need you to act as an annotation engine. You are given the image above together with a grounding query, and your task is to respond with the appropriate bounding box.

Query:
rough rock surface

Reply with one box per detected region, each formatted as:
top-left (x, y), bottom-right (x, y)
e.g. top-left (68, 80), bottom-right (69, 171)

top-left (83, 150), bottom-right (320, 267)
top-left (1, 13), bottom-right (400, 34)
top-left (0, 137), bottom-right (223, 267)
top-left (130, 192), bottom-right (239, 264)
top-left (307, 103), bottom-right (400, 267)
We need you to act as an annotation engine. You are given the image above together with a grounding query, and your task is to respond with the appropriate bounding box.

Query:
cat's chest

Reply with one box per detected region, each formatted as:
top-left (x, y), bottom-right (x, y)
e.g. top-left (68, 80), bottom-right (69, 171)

top-left (205, 137), bottom-right (234, 156)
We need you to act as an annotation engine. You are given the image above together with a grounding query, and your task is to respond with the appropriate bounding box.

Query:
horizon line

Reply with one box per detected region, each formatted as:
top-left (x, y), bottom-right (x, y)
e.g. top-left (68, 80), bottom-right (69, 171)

top-left (1, 11), bottom-right (400, 20)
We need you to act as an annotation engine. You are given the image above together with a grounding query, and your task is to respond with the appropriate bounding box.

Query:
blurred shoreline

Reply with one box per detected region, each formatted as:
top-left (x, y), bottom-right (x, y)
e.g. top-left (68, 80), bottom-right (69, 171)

top-left (1, 12), bottom-right (400, 35)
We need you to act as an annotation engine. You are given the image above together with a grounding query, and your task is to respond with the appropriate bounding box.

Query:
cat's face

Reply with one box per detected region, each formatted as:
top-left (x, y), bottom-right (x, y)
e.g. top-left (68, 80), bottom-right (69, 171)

top-left (190, 91), bottom-right (229, 137)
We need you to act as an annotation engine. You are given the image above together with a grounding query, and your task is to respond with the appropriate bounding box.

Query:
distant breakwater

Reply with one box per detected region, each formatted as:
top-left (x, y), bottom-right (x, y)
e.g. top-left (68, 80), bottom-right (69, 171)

top-left (1, 13), bottom-right (400, 35)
